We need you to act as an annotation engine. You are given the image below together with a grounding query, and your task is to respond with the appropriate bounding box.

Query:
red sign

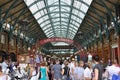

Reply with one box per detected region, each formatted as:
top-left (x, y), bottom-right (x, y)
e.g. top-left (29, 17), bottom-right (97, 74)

top-left (39, 37), bottom-right (81, 50)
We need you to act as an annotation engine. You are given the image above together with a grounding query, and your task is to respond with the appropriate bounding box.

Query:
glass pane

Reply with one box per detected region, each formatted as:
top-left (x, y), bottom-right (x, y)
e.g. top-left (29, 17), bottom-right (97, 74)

top-left (30, 5), bottom-right (38, 13)
top-left (37, 1), bottom-right (45, 9)
top-left (81, 4), bottom-right (89, 13)
top-left (24, 0), bottom-right (34, 5)
top-left (44, 28), bottom-right (52, 33)
top-left (62, 6), bottom-right (70, 12)
top-left (34, 12), bottom-right (41, 19)
top-left (61, 0), bottom-right (71, 5)
top-left (83, 0), bottom-right (93, 5)
top-left (73, 0), bottom-right (81, 9)
top-left (48, 0), bottom-right (58, 5)
top-left (24, 0), bottom-right (93, 40)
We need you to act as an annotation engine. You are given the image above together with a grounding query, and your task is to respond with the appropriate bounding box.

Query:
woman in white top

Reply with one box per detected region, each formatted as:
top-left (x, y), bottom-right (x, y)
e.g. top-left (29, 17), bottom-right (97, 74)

top-left (73, 61), bottom-right (81, 80)
top-left (0, 65), bottom-right (9, 80)
top-left (106, 59), bottom-right (120, 80)
top-left (78, 61), bottom-right (84, 80)
top-left (84, 61), bottom-right (92, 80)
top-left (30, 66), bottom-right (40, 80)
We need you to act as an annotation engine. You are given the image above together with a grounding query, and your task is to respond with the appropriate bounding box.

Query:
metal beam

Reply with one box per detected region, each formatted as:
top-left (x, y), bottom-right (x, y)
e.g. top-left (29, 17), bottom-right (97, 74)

top-left (28, 0), bottom-right (89, 8)
top-left (84, 19), bottom-right (95, 27)
top-left (7, 6), bottom-right (26, 19)
top-left (40, 16), bottom-right (81, 27)
top-left (44, 0), bottom-right (56, 37)
top-left (0, 0), bottom-right (12, 7)
top-left (2, 1), bottom-right (23, 14)
top-left (37, 11), bottom-right (83, 23)
top-left (9, 8), bottom-right (28, 40)
top-left (28, 26), bottom-right (39, 32)
top-left (94, 0), bottom-right (114, 12)
top-left (66, 0), bottom-right (74, 38)
top-left (47, 30), bottom-right (75, 37)
top-left (59, 0), bottom-right (62, 36)
top-left (91, 6), bottom-right (106, 16)
top-left (28, 4), bottom-right (86, 20)
top-left (42, 21), bottom-right (78, 31)
top-left (2, 0), bottom-right (18, 24)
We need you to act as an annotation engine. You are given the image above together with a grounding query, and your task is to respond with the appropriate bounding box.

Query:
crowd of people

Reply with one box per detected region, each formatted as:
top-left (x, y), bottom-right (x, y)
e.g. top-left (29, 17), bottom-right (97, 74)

top-left (0, 55), bottom-right (120, 80)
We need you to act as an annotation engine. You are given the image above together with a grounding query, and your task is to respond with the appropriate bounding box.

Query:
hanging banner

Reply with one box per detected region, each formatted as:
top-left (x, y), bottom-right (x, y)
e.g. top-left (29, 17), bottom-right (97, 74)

top-left (39, 37), bottom-right (81, 50)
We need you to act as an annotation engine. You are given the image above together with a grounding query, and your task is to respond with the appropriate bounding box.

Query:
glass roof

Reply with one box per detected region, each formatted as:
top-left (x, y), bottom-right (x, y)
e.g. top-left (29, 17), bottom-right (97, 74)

top-left (24, 0), bottom-right (92, 40)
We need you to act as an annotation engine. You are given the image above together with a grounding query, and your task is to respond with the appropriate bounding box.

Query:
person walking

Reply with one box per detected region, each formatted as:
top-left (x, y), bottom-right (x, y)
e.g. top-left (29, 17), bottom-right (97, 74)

top-left (52, 59), bottom-right (62, 80)
top-left (84, 61), bottom-right (92, 80)
top-left (62, 60), bottom-right (70, 80)
top-left (92, 55), bottom-right (103, 80)
top-left (39, 62), bottom-right (48, 80)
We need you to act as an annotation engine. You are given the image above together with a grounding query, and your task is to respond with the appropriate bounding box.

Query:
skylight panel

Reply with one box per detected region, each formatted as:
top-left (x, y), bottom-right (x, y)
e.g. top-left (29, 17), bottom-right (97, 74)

top-left (83, 0), bottom-right (93, 5)
top-left (52, 18), bottom-right (59, 22)
top-left (24, 0), bottom-right (93, 40)
top-left (74, 0), bottom-right (82, 9)
top-left (61, 18), bottom-right (68, 22)
top-left (40, 23), bottom-right (46, 28)
top-left (37, 1), bottom-right (45, 9)
top-left (53, 42), bottom-right (69, 46)
top-left (61, 26), bottom-right (67, 28)
top-left (79, 12), bottom-right (85, 19)
top-left (61, 14), bottom-right (68, 17)
top-left (44, 9), bottom-right (47, 14)
top-left (62, 7), bottom-right (70, 12)
top-left (40, 10), bottom-right (44, 16)
top-left (34, 12), bottom-right (41, 19)
top-left (44, 20), bottom-right (50, 25)
top-left (53, 22), bottom-right (60, 25)
top-left (72, 9), bottom-right (79, 15)
top-left (44, 28), bottom-right (52, 33)
top-left (43, 15), bottom-right (49, 20)
top-left (70, 24), bottom-right (78, 30)
top-left (38, 18), bottom-right (44, 24)
top-left (54, 26), bottom-right (60, 28)
top-left (30, 4), bottom-right (38, 13)
top-left (53, 14), bottom-right (59, 17)
top-left (81, 4), bottom-right (89, 13)
top-left (45, 31), bottom-right (53, 35)
top-left (48, 0), bottom-right (58, 5)
top-left (49, 7), bottom-right (58, 12)
top-left (43, 26), bottom-right (50, 31)
top-left (61, 7), bottom-right (69, 12)
top-left (61, 0), bottom-right (71, 5)
top-left (69, 28), bottom-right (76, 33)
top-left (61, 22), bottom-right (67, 25)
top-left (24, 0), bottom-right (34, 5)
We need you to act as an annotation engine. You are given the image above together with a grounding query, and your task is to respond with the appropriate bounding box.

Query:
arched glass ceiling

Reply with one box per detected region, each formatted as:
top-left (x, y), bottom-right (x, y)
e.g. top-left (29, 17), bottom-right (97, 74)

top-left (24, 0), bottom-right (92, 39)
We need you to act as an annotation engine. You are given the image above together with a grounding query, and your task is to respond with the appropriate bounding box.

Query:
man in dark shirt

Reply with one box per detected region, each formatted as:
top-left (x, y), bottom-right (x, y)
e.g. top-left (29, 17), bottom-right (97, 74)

top-left (92, 55), bottom-right (103, 80)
